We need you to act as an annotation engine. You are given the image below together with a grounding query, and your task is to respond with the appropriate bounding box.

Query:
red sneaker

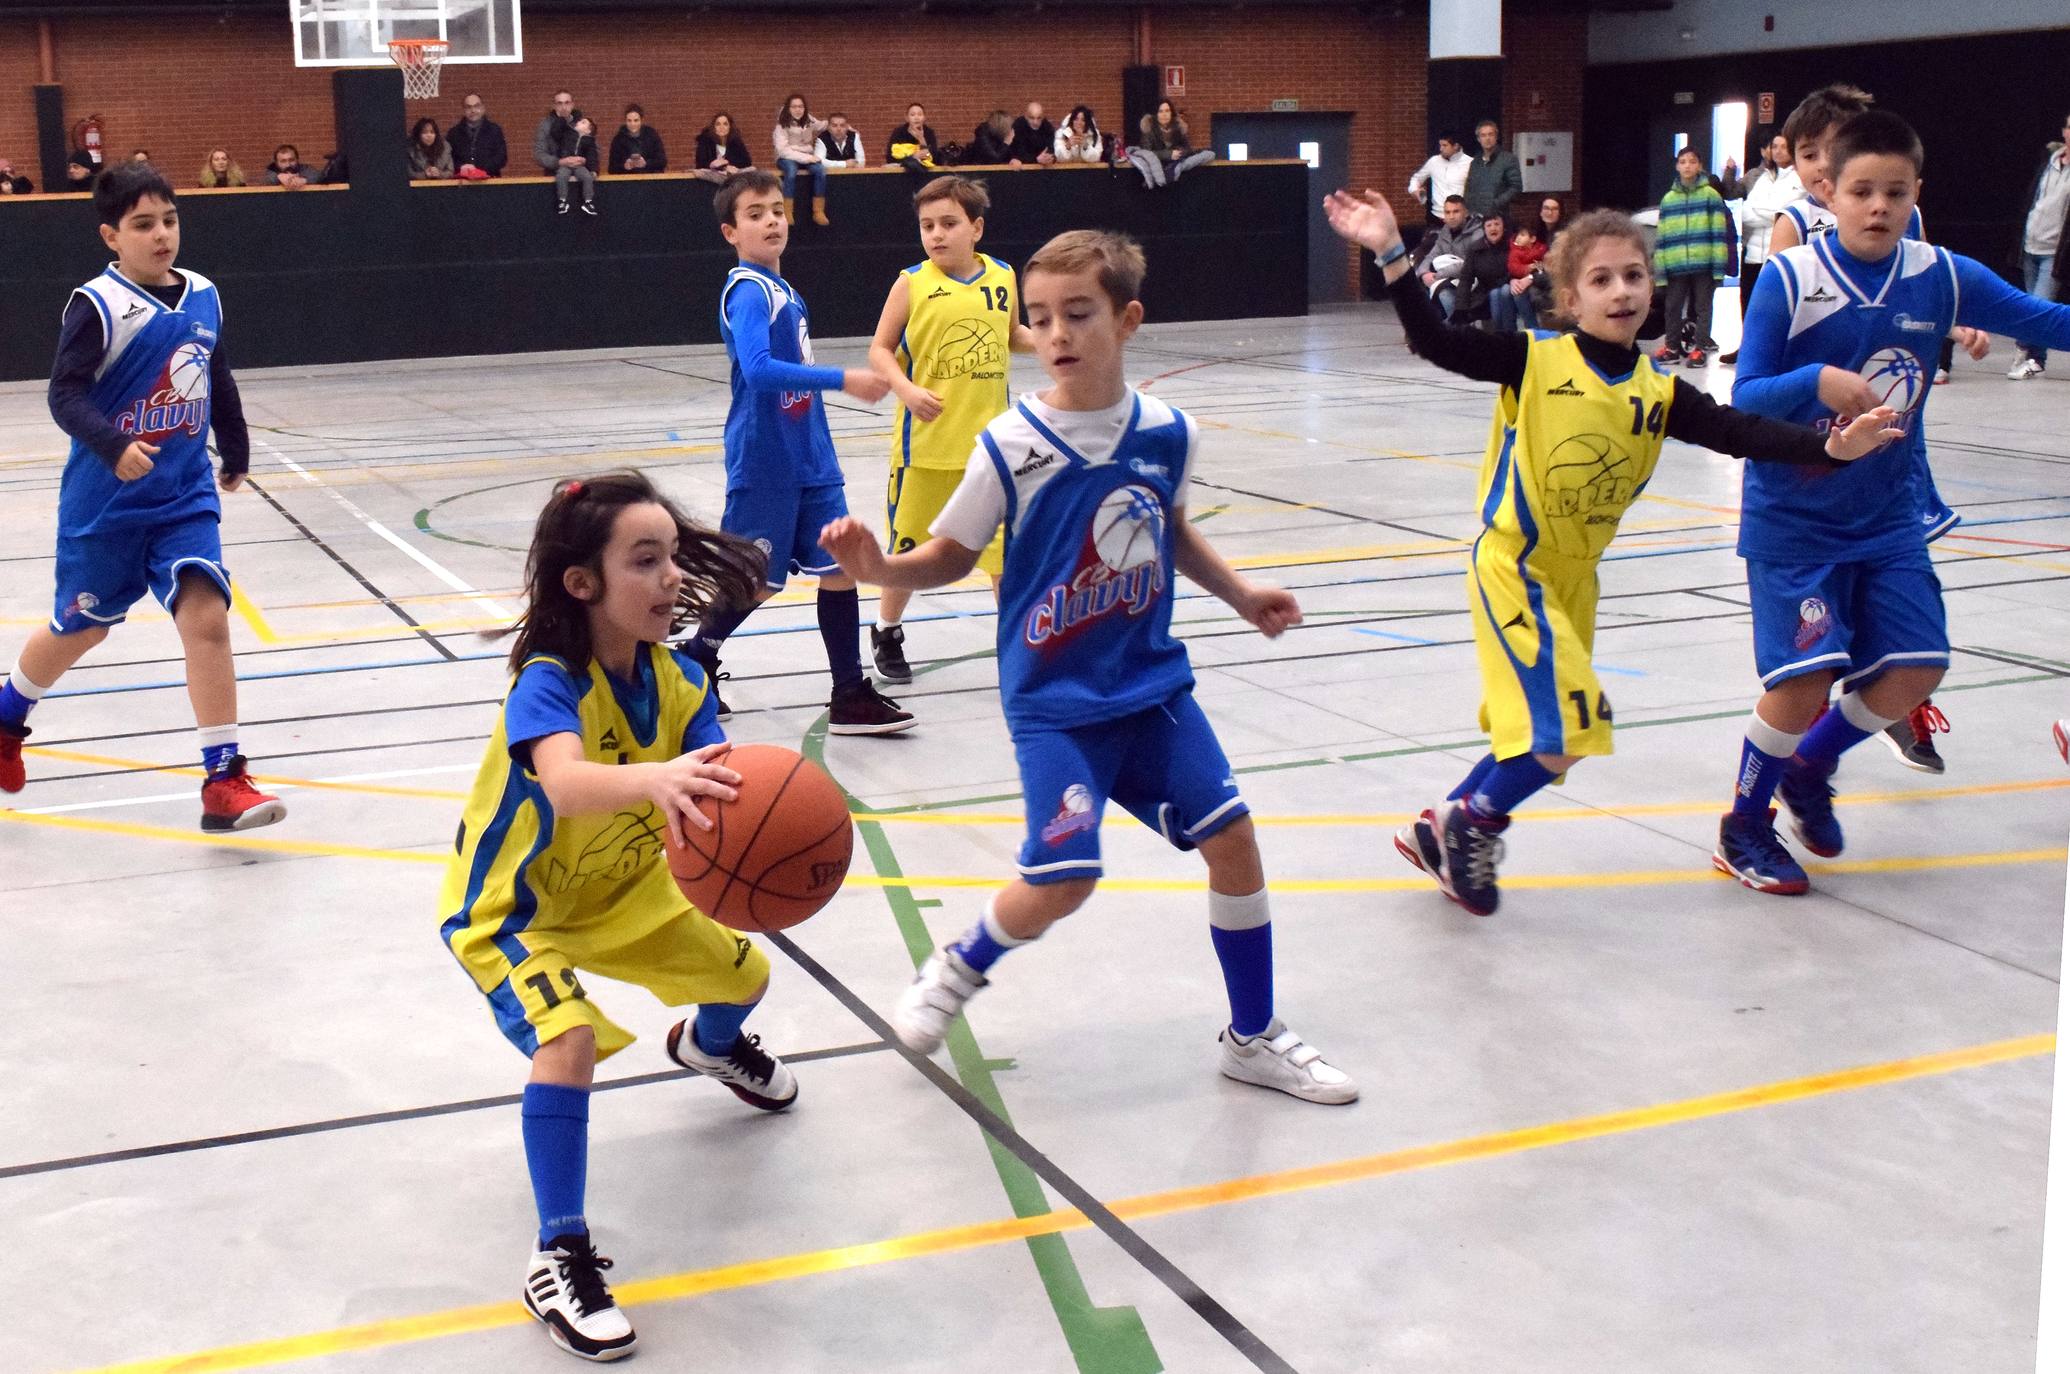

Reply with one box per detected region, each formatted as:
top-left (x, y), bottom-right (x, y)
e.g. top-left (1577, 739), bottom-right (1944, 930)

top-left (1880, 698), bottom-right (1947, 775)
top-left (2053, 719), bottom-right (2068, 766)
top-left (0, 724), bottom-right (25, 794)
top-left (200, 756), bottom-right (287, 832)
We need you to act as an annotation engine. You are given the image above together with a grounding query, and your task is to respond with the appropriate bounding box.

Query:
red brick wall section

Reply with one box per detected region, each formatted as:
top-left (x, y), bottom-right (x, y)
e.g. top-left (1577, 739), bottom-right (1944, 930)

top-left (0, 5), bottom-right (1587, 291)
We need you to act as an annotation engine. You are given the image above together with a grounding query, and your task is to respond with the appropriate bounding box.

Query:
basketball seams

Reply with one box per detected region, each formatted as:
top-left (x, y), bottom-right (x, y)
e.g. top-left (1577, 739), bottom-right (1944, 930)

top-left (741, 813), bottom-right (854, 905)
top-left (719, 754), bottom-right (806, 932)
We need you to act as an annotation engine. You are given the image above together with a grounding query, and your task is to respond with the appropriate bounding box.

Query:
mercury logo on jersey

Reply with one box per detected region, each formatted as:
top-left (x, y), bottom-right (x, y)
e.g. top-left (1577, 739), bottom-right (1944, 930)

top-left (118, 341), bottom-right (211, 441)
top-left (1024, 484), bottom-right (1168, 648)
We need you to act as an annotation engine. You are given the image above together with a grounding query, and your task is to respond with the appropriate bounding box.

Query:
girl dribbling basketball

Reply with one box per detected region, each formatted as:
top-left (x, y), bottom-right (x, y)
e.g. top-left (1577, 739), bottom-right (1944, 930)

top-left (438, 471), bottom-right (790, 1362)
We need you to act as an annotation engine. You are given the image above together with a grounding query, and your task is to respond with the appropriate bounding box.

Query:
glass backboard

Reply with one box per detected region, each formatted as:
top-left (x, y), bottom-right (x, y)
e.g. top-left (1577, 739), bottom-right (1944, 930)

top-left (291, 0), bottom-right (522, 66)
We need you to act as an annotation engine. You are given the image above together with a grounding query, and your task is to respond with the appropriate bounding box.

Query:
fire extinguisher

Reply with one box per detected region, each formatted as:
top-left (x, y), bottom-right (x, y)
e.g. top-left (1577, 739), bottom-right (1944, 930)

top-left (74, 113), bottom-right (104, 166)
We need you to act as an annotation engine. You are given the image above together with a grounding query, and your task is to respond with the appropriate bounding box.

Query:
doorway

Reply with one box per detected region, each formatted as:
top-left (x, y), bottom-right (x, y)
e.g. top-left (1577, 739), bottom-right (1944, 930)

top-left (1209, 111), bottom-right (1352, 304)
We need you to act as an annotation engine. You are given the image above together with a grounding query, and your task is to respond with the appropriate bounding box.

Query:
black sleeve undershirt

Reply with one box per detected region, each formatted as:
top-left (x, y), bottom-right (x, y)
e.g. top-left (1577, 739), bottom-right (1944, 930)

top-left (46, 285), bottom-right (251, 476)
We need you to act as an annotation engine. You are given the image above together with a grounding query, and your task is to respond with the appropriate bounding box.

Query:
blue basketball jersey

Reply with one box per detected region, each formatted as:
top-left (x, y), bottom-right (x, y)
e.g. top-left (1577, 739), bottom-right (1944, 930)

top-left (1778, 196), bottom-right (1923, 246)
top-left (719, 264), bottom-right (843, 490)
top-left (1735, 236), bottom-right (2070, 562)
top-left (976, 393), bottom-right (1196, 733)
top-left (58, 267), bottom-right (225, 538)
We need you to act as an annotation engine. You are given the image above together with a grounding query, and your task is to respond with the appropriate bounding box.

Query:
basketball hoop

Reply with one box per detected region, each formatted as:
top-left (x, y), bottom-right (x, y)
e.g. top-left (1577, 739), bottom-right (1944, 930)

top-left (388, 38), bottom-right (450, 100)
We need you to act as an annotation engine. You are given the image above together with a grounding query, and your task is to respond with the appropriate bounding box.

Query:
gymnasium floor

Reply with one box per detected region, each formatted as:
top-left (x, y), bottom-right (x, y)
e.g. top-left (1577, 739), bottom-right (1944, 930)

top-left (2, 301), bottom-right (2064, 1374)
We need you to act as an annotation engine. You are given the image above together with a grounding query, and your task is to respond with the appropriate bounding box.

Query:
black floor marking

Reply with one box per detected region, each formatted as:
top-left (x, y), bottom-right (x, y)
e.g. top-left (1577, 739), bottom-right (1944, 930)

top-left (244, 475), bottom-right (459, 662)
top-left (0, 1041), bottom-right (890, 1181)
top-left (765, 930), bottom-right (1301, 1374)
top-left (1189, 475), bottom-right (1456, 542)
top-left (1953, 645), bottom-right (2070, 679)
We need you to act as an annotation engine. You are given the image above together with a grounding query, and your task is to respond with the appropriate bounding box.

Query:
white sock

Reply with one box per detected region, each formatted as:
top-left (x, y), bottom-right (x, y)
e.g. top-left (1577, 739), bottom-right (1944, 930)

top-left (1837, 691), bottom-right (1900, 734)
top-left (1744, 711), bottom-right (1803, 760)
top-left (6, 668), bottom-right (50, 701)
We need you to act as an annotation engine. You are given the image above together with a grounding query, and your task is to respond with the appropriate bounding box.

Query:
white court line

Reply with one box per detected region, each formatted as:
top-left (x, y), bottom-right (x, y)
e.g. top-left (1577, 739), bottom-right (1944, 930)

top-left (258, 438), bottom-right (512, 621)
top-left (13, 763), bottom-right (477, 815)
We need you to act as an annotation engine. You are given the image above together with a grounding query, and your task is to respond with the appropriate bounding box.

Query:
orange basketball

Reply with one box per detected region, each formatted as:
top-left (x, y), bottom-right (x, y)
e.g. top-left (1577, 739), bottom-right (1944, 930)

top-left (662, 743), bottom-right (853, 932)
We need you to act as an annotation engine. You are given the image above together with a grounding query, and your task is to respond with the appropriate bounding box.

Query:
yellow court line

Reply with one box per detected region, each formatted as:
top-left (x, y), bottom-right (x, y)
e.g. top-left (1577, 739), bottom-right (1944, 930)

top-left (228, 585), bottom-right (280, 646)
top-left (3, 805), bottom-right (2053, 890)
top-left (67, 1031), bottom-right (2054, 1374)
top-left (851, 775), bottom-right (2070, 828)
top-left (22, 746), bottom-right (470, 801)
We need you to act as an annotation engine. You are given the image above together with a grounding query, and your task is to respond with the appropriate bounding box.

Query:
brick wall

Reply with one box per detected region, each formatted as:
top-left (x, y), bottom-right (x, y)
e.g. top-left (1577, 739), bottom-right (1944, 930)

top-left (1, 5), bottom-right (1587, 290)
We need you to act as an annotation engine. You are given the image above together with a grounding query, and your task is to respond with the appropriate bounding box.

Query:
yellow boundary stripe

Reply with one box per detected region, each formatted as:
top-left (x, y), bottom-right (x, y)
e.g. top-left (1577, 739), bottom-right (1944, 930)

top-left (67, 1032), bottom-right (2054, 1374)
top-left (851, 776), bottom-right (2070, 827)
top-left (228, 585), bottom-right (280, 646)
top-left (0, 806), bottom-right (2055, 889)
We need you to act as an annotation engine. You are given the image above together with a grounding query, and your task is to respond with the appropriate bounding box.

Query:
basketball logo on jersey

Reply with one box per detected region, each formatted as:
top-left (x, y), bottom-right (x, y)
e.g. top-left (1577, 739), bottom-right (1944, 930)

top-left (1860, 347), bottom-right (1926, 419)
top-left (1542, 433), bottom-right (1639, 556)
top-left (118, 341), bottom-right (211, 442)
top-left (1024, 485), bottom-right (1168, 647)
top-left (927, 318), bottom-right (1005, 383)
top-left (1795, 597), bottom-right (1833, 650)
top-left (542, 807), bottom-right (666, 894)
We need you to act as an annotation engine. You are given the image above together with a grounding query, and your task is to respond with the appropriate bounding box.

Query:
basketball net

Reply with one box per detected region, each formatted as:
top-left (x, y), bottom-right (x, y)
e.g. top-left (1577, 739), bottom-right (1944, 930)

top-left (388, 38), bottom-right (449, 100)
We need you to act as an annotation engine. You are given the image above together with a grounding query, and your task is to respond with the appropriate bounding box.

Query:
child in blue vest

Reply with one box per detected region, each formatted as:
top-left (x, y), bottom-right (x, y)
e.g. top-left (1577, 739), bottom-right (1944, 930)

top-left (0, 165), bottom-right (283, 830)
top-left (678, 169), bottom-right (914, 736)
top-left (820, 230), bottom-right (1357, 1105)
top-left (1714, 111), bottom-right (2070, 895)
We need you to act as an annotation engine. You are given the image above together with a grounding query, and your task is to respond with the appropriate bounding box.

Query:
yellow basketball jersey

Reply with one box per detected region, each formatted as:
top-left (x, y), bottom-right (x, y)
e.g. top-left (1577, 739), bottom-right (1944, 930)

top-left (1476, 333), bottom-right (1680, 565)
top-left (894, 253), bottom-right (1016, 471)
top-left (439, 646), bottom-right (717, 950)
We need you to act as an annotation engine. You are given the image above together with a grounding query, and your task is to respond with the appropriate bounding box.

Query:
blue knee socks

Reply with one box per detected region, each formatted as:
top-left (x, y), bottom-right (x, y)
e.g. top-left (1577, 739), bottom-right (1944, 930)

top-left (949, 899), bottom-right (1029, 974)
top-left (1731, 711), bottom-right (1804, 819)
top-left (0, 668), bottom-right (48, 732)
top-left (521, 1082), bottom-right (590, 1248)
top-left (1209, 888), bottom-right (1274, 1038)
top-left (1796, 692), bottom-right (1897, 773)
top-left (1445, 753), bottom-right (1498, 802)
top-left (1469, 754), bottom-right (1557, 819)
top-left (692, 999), bottom-right (756, 1057)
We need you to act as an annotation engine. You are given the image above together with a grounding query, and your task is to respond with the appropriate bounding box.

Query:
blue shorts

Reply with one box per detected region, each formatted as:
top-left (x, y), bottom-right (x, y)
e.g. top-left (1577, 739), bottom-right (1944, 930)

top-left (1013, 692), bottom-right (1249, 885)
top-left (1747, 545), bottom-right (1949, 689)
top-left (51, 512), bottom-right (231, 635)
top-left (722, 482), bottom-right (847, 591)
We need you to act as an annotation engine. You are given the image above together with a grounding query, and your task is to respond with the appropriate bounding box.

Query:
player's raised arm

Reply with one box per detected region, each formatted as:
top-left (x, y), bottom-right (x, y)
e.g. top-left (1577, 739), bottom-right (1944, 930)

top-left (819, 517), bottom-right (980, 590)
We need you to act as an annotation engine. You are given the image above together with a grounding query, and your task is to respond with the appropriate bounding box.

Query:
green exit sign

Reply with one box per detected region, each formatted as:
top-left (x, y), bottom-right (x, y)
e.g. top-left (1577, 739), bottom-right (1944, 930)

top-left (1270, 98), bottom-right (1299, 112)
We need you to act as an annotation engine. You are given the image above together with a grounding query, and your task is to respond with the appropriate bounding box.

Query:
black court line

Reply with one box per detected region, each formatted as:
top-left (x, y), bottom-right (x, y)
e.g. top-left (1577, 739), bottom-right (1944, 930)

top-left (1954, 645), bottom-right (2070, 679)
top-left (0, 1041), bottom-right (890, 1182)
top-left (244, 474), bottom-right (460, 662)
top-left (765, 930), bottom-right (1301, 1374)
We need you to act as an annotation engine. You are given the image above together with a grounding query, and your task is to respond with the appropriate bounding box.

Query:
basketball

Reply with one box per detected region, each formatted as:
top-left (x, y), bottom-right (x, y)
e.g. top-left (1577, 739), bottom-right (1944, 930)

top-left (662, 743), bottom-right (853, 932)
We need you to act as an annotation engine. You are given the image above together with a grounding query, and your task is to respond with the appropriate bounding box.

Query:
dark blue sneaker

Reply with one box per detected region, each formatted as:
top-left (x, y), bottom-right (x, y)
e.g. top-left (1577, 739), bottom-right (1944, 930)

top-left (1713, 809), bottom-right (1809, 895)
top-left (1433, 799), bottom-right (1508, 917)
top-left (1393, 807), bottom-right (1442, 880)
top-left (1777, 758), bottom-right (1844, 858)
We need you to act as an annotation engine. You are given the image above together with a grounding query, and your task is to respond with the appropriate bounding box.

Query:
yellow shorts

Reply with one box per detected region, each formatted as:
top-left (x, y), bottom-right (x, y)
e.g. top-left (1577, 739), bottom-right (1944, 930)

top-left (887, 463), bottom-right (1003, 576)
top-left (1468, 539), bottom-right (1613, 760)
top-left (446, 865), bottom-right (770, 1062)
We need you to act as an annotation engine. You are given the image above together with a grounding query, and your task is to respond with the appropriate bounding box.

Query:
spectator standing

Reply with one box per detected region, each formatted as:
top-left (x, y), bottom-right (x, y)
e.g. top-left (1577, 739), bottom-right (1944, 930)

top-left (0, 159), bottom-right (31, 194)
top-left (1652, 146), bottom-right (1731, 366)
top-left (2010, 112), bottom-right (2070, 380)
top-left (408, 117), bottom-right (453, 180)
top-left (197, 148), bottom-right (243, 188)
top-left (1717, 133), bottom-right (1799, 363)
top-left (1127, 100), bottom-right (1213, 189)
top-left (533, 90), bottom-right (578, 176)
top-left (887, 104), bottom-right (940, 171)
top-left (609, 104), bottom-right (667, 175)
top-left (773, 93), bottom-right (830, 224)
top-left (264, 144), bottom-right (311, 189)
top-left (1463, 118), bottom-right (1522, 221)
top-left (1410, 194), bottom-right (1484, 320)
top-left (694, 113), bottom-right (754, 184)
top-left (968, 111), bottom-right (1014, 165)
top-left (1407, 134), bottom-right (1471, 223)
top-left (1008, 102), bottom-right (1056, 166)
top-left (1054, 106), bottom-right (1103, 164)
top-left (447, 93), bottom-right (508, 177)
top-left (818, 113), bottom-right (865, 168)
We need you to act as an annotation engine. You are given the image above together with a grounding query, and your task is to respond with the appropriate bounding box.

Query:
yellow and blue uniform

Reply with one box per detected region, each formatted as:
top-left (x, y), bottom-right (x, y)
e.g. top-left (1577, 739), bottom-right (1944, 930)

top-left (1470, 332), bottom-right (1677, 759)
top-left (887, 253), bottom-right (1015, 573)
top-left (440, 644), bottom-right (769, 1060)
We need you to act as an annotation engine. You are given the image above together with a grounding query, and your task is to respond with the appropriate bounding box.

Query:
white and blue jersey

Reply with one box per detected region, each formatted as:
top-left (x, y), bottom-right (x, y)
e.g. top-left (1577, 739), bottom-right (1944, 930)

top-left (57, 267), bottom-right (224, 539)
top-left (718, 263), bottom-right (845, 492)
top-left (1735, 237), bottom-right (2070, 563)
top-left (933, 390), bottom-right (1245, 884)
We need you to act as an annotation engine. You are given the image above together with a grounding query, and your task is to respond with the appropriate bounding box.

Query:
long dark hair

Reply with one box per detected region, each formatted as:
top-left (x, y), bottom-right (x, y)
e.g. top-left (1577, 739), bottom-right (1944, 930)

top-left (409, 117), bottom-right (444, 156)
top-left (494, 471), bottom-right (765, 673)
top-left (778, 92), bottom-right (812, 127)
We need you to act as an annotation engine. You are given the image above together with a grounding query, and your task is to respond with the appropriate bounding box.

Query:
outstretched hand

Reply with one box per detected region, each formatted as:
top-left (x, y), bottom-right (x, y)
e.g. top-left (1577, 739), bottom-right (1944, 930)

top-left (1322, 188), bottom-right (1402, 256)
top-left (818, 515), bottom-right (887, 584)
top-left (1824, 405), bottom-right (1904, 462)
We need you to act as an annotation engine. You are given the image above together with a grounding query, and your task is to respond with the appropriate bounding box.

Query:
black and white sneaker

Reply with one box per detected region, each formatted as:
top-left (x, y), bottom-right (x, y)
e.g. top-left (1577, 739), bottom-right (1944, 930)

top-left (523, 1234), bottom-right (636, 1362)
top-left (829, 680), bottom-right (915, 736)
top-left (666, 1021), bottom-right (798, 1110)
top-left (870, 623), bottom-right (913, 683)
top-left (579, 200), bottom-right (599, 217)
top-left (556, 200), bottom-right (571, 216)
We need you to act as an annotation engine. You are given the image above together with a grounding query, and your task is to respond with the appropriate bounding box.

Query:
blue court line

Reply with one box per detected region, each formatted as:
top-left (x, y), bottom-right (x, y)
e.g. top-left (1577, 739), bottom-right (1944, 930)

top-left (1350, 627), bottom-right (1439, 645)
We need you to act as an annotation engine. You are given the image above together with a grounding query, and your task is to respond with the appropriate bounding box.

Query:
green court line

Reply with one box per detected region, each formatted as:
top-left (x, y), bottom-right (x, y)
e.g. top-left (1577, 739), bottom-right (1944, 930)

top-left (802, 673), bottom-right (1162, 1374)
